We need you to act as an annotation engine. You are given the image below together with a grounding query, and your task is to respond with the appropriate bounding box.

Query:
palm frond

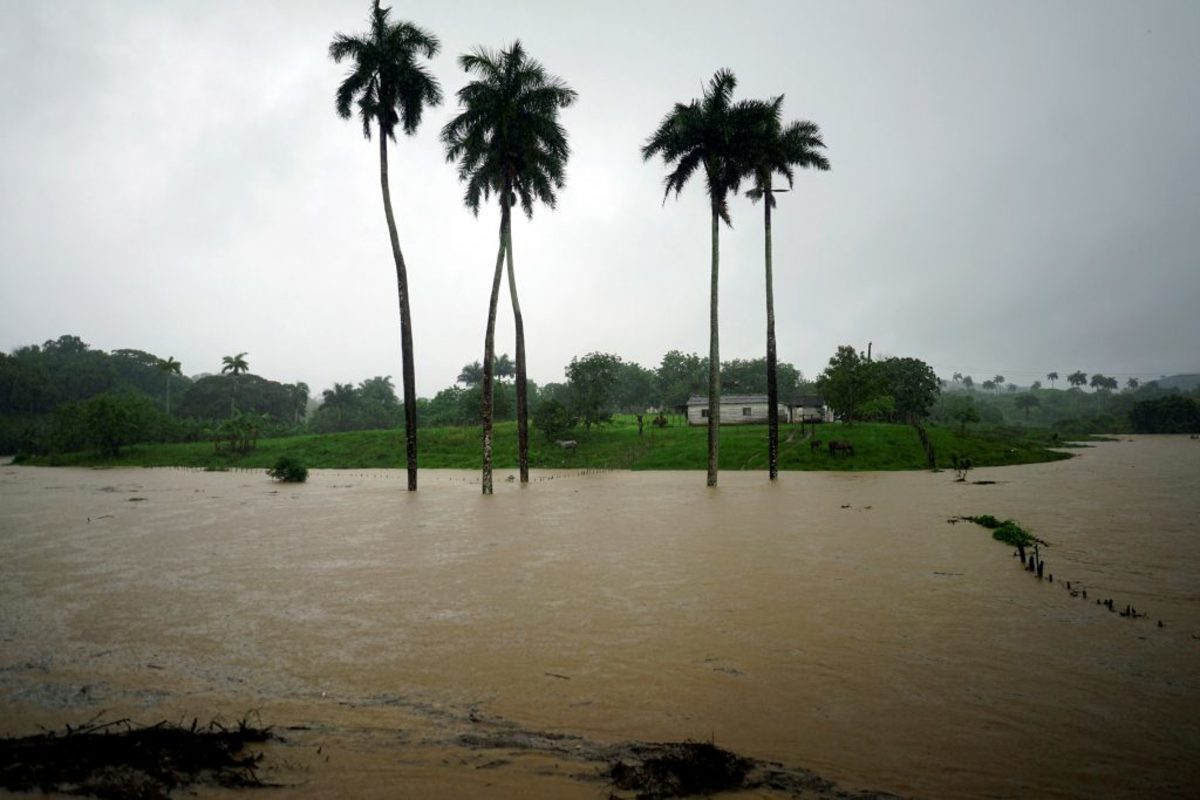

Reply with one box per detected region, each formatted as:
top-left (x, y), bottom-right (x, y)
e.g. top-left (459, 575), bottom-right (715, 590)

top-left (443, 40), bottom-right (575, 219)
top-left (328, 3), bottom-right (441, 141)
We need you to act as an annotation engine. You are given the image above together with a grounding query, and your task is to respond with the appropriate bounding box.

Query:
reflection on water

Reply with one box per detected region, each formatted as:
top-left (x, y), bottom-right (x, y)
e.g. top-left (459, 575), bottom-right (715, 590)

top-left (1, 437), bottom-right (1198, 798)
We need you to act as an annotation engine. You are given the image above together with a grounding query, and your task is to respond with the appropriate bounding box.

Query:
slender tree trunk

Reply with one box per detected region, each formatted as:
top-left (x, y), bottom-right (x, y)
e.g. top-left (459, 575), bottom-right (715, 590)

top-left (165, 376), bottom-right (171, 417)
top-left (481, 204), bottom-right (509, 495)
top-left (707, 204), bottom-right (720, 487)
top-left (504, 216), bottom-right (530, 484)
top-left (379, 135), bottom-right (419, 491)
top-left (764, 191), bottom-right (779, 481)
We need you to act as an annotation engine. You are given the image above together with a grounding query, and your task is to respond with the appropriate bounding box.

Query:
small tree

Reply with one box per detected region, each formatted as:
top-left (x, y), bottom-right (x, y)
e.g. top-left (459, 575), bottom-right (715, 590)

top-left (953, 404), bottom-right (981, 434)
top-left (1015, 393), bottom-right (1041, 420)
top-left (566, 352), bottom-right (622, 430)
top-left (533, 397), bottom-right (576, 442)
top-left (268, 456), bottom-right (308, 483)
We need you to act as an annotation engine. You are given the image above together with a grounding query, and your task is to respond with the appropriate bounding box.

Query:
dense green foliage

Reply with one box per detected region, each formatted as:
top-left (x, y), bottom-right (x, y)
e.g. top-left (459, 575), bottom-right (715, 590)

top-left (815, 346), bottom-right (939, 422)
top-left (565, 352), bottom-right (622, 430)
top-left (51, 393), bottom-right (164, 457)
top-left (1128, 395), bottom-right (1199, 433)
top-left (267, 455), bottom-right (309, 483)
top-left (961, 514), bottom-right (1038, 547)
top-left (933, 377), bottom-right (1200, 434)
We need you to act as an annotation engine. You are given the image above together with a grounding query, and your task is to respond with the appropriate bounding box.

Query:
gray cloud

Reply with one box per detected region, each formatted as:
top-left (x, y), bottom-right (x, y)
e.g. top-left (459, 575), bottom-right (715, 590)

top-left (2, 0), bottom-right (1197, 398)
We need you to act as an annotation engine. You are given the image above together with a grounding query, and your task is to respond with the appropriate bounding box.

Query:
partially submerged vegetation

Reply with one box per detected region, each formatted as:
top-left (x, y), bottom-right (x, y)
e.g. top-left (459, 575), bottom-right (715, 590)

top-left (20, 418), bottom-right (1075, 472)
top-left (0, 717), bottom-right (276, 798)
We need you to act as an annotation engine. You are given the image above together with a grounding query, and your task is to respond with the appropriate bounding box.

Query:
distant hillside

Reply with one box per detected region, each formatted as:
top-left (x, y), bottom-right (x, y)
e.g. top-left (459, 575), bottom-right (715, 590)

top-left (1155, 374), bottom-right (1200, 391)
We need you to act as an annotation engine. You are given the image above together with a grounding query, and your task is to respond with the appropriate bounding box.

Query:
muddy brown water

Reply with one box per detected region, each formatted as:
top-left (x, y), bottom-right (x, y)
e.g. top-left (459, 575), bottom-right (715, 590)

top-left (1, 437), bottom-right (1198, 798)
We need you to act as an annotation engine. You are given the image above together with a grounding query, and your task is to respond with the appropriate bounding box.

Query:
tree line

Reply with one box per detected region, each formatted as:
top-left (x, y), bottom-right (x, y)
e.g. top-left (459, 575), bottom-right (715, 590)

top-left (0, 336), bottom-right (308, 456)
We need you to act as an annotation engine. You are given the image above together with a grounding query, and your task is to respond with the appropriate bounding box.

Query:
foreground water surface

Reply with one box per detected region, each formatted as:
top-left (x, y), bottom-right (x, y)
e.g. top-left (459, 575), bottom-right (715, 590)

top-left (1, 437), bottom-right (1198, 798)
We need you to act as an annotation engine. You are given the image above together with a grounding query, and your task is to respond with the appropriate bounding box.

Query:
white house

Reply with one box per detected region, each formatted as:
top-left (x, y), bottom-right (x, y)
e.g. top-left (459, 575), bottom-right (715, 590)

top-left (789, 395), bottom-right (832, 424)
top-left (685, 394), bottom-right (789, 426)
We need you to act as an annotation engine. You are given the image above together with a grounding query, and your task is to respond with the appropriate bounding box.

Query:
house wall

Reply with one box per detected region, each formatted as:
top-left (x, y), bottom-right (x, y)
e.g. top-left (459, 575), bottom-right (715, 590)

top-left (687, 402), bottom-right (788, 426)
top-left (790, 405), bottom-right (831, 424)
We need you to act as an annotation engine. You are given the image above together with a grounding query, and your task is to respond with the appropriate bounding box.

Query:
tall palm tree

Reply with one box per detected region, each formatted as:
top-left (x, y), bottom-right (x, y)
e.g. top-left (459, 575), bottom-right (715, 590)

top-left (329, 1), bottom-right (442, 492)
top-left (442, 41), bottom-right (576, 494)
top-left (158, 356), bottom-right (182, 416)
top-left (221, 352), bottom-right (249, 416)
top-left (643, 69), bottom-right (768, 487)
top-left (744, 95), bottom-right (828, 480)
top-left (1046, 371), bottom-right (1058, 388)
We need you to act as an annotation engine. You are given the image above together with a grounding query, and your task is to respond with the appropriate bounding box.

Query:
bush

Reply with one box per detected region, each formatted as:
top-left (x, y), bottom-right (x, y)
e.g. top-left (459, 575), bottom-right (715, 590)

top-left (991, 521), bottom-right (1035, 547)
top-left (533, 397), bottom-right (576, 442)
top-left (267, 456), bottom-right (308, 483)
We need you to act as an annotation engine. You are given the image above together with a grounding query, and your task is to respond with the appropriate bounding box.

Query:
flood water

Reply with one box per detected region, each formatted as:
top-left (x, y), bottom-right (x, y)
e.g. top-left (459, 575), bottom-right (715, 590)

top-left (1, 437), bottom-right (1198, 798)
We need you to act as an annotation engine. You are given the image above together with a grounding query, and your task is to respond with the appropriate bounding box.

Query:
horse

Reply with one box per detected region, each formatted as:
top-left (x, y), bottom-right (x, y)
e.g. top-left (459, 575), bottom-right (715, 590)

top-left (555, 439), bottom-right (577, 453)
top-left (828, 440), bottom-right (855, 456)
top-left (809, 439), bottom-right (823, 453)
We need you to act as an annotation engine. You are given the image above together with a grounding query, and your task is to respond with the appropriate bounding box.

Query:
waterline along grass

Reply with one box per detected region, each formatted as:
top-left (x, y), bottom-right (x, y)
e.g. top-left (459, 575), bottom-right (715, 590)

top-left (25, 418), bottom-right (1076, 472)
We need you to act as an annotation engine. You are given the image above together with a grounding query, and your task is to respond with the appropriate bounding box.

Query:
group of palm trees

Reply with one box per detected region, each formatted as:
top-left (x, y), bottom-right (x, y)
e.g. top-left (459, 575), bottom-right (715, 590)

top-left (330, 2), bottom-right (827, 493)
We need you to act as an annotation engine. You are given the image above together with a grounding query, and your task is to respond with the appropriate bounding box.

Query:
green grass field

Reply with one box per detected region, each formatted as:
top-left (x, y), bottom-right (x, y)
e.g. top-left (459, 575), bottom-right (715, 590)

top-left (27, 417), bottom-right (1076, 472)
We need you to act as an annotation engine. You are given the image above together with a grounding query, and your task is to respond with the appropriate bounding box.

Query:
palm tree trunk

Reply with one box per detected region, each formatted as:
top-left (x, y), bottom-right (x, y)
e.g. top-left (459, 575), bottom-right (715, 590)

top-left (764, 192), bottom-right (779, 481)
top-left (481, 204), bottom-right (509, 495)
top-left (379, 134), bottom-right (419, 492)
top-left (504, 216), bottom-right (529, 484)
top-left (707, 204), bottom-right (720, 487)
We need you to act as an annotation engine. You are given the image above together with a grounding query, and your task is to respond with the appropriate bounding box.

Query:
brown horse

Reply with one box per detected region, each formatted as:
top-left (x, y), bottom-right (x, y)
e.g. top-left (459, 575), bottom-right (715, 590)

top-left (828, 440), bottom-right (855, 456)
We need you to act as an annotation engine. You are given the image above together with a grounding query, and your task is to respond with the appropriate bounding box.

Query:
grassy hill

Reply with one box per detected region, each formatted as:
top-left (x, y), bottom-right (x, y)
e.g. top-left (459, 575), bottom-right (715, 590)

top-left (24, 417), bottom-right (1075, 472)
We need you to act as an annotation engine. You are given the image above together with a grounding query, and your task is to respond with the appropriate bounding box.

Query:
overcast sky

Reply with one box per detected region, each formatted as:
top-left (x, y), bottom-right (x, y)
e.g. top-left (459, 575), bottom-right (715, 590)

top-left (2, 1), bottom-right (1198, 398)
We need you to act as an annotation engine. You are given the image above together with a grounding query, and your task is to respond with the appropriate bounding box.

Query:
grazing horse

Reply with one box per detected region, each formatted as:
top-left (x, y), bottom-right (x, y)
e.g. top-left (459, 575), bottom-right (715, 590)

top-left (828, 440), bottom-right (855, 457)
top-left (809, 439), bottom-right (823, 453)
top-left (555, 439), bottom-right (577, 453)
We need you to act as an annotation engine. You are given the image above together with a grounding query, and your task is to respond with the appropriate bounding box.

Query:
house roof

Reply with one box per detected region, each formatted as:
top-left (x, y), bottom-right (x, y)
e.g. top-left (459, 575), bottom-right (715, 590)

top-left (791, 395), bottom-right (827, 406)
top-left (685, 394), bottom-right (774, 406)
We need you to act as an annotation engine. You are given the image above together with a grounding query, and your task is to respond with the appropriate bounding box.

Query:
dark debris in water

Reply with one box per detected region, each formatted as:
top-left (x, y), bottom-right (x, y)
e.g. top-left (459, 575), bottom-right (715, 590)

top-left (607, 740), bottom-right (752, 798)
top-left (0, 716), bottom-right (278, 799)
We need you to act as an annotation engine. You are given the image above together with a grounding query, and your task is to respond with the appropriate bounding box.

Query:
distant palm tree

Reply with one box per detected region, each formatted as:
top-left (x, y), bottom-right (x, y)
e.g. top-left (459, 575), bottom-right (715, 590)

top-left (158, 356), bottom-right (181, 416)
top-left (744, 95), bottom-right (828, 481)
top-left (1046, 371), bottom-right (1058, 388)
top-left (992, 375), bottom-right (1005, 394)
top-left (221, 352), bottom-right (249, 416)
top-left (1126, 377), bottom-right (1140, 391)
top-left (952, 372), bottom-right (963, 384)
top-left (962, 375), bottom-right (974, 391)
top-left (643, 69), bottom-right (768, 487)
top-left (321, 382), bottom-right (359, 431)
top-left (329, 1), bottom-right (442, 492)
top-left (442, 41), bottom-right (576, 494)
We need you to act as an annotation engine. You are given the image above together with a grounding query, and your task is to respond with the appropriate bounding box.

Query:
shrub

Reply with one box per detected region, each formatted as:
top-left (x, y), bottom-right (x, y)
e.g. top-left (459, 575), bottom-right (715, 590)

top-left (991, 521), bottom-right (1035, 547)
top-left (533, 397), bottom-right (576, 442)
top-left (267, 456), bottom-right (308, 483)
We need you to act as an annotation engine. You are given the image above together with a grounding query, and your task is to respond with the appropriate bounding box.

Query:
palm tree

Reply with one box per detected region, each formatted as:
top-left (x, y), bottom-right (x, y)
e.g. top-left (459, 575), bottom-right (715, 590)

top-left (442, 41), bottom-right (576, 494)
top-left (321, 382), bottom-right (359, 431)
top-left (158, 356), bottom-right (181, 416)
top-left (643, 69), bottom-right (768, 487)
top-left (744, 95), bottom-right (828, 480)
top-left (1046, 371), bottom-right (1058, 388)
top-left (221, 352), bottom-right (249, 416)
top-left (329, 1), bottom-right (442, 492)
